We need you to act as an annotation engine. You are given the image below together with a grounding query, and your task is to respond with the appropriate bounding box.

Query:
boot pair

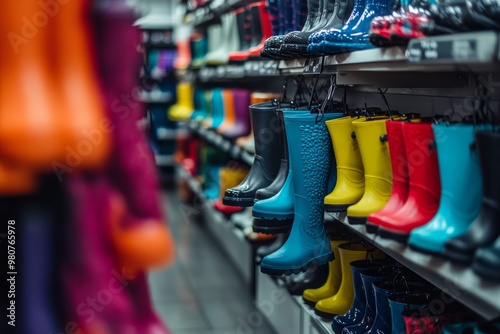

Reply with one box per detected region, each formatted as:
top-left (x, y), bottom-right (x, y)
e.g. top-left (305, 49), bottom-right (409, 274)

top-left (340, 265), bottom-right (433, 334)
top-left (442, 130), bottom-right (500, 280)
top-left (228, 2), bottom-right (273, 61)
top-left (307, 0), bottom-right (395, 54)
top-left (366, 120), bottom-right (441, 242)
top-left (302, 241), bottom-right (374, 319)
top-left (279, 0), bottom-right (353, 58)
top-left (324, 116), bottom-right (394, 225)
top-left (256, 112), bottom-right (344, 274)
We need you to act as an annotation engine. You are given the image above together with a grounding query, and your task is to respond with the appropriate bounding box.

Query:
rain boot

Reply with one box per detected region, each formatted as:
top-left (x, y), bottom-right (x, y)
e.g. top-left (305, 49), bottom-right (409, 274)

top-left (214, 167), bottom-right (249, 215)
top-left (216, 90), bottom-right (237, 134)
top-left (410, 124), bottom-right (484, 254)
top-left (445, 131), bottom-right (500, 264)
top-left (347, 117), bottom-right (392, 225)
top-left (254, 107), bottom-right (289, 201)
top-left (324, 116), bottom-right (365, 212)
top-left (204, 88), bottom-right (225, 129)
top-left (389, 291), bottom-right (432, 334)
top-left (287, 262), bottom-right (330, 295)
top-left (331, 259), bottom-right (393, 333)
top-left (229, 6), bottom-right (255, 62)
top-left (378, 122), bottom-right (441, 242)
top-left (318, 0), bottom-right (394, 54)
top-left (248, 2), bottom-right (274, 58)
top-left (253, 110), bottom-right (342, 233)
top-left (342, 266), bottom-right (397, 334)
top-left (279, 0), bottom-right (328, 56)
top-left (168, 82), bottom-right (194, 121)
top-left (205, 12), bottom-right (240, 65)
top-left (367, 279), bottom-right (430, 334)
top-left (367, 120), bottom-right (409, 234)
top-left (260, 112), bottom-right (340, 275)
top-left (315, 243), bottom-right (368, 319)
top-left (303, 239), bottom-right (347, 306)
top-left (267, 0), bottom-right (281, 35)
top-left (221, 89), bottom-right (251, 139)
top-left (252, 109), bottom-right (310, 233)
top-left (223, 102), bottom-right (283, 206)
top-left (190, 87), bottom-right (209, 121)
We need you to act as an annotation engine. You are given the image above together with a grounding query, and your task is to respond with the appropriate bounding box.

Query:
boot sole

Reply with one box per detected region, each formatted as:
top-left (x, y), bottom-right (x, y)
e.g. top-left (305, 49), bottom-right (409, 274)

top-left (260, 253), bottom-right (334, 276)
top-left (252, 217), bottom-right (293, 234)
top-left (222, 196), bottom-right (255, 207)
top-left (314, 309), bottom-right (336, 320)
top-left (472, 261), bottom-right (500, 280)
top-left (442, 248), bottom-right (474, 264)
top-left (347, 216), bottom-right (367, 225)
top-left (324, 204), bottom-right (349, 212)
top-left (378, 228), bottom-right (409, 243)
top-left (365, 222), bottom-right (379, 234)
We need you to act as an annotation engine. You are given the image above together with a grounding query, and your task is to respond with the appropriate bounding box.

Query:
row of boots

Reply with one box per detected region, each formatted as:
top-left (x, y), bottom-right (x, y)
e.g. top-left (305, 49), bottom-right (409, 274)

top-left (221, 95), bottom-right (500, 281)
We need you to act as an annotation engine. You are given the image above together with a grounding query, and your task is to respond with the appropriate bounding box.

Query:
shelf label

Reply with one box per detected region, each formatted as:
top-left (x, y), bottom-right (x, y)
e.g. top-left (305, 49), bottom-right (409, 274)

top-left (303, 57), bottom-right (323, 74)
top-left (407, 38), bottom-right (478, 63)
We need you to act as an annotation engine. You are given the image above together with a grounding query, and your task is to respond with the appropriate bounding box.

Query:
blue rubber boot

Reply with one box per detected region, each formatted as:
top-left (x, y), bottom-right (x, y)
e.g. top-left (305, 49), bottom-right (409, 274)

top-left (342, 266), bottom-right (396, 334)
top-left (309, 0), bottom-right (366, 45)
top-left (331, 259), bottom-right (393, 333)
top-left (252, 110), bottom-right (342, 232)
top-left (311, 0), bottom-right (394, 54)
top-left (205, 88), bottom-right (224, 129)
top-left (388, 294), bottom-right (427, 334)
top-left (260, 112), bottom-right (342, 275)
top-left (190, 87), bottom-right (208, 121)
top-left (408, 124), bottom-right (488, 254)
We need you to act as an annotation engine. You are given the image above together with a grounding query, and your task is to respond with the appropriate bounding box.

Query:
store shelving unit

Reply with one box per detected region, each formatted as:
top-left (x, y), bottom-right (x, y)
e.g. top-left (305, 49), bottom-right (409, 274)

top-left (187, 120), bottom-right (255, 166)
top-left (178, 26), bottom-right (500, 333)
top-left (325, 212), bottom-right (500, 321)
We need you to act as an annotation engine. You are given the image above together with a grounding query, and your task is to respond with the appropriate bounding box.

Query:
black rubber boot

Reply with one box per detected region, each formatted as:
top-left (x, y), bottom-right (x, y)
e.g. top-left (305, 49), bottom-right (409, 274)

top-left (286, 263), bottom-right (330, 295)
top-left (444, 131), bottom-right (500, 264)
top-left (223, 102), bottom-right (282, 207)
top-left (281, 0), bottom-right (354, 56)
top-left (255, 108), bottom-right (288, 200)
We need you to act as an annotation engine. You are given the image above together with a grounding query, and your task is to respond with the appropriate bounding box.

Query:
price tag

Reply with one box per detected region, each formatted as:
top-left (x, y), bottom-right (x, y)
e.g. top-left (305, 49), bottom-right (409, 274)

top-left (407, 38), bottom-right (478, 63)
top-left (303, 57), bottom-right (324, 74)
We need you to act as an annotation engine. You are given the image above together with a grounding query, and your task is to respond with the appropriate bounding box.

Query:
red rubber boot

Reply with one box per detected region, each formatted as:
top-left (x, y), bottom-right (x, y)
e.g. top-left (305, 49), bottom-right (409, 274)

top-left (378, 122), bottom-right (441, 242)
top-left (248, 2), bottom-right (273, 58)
top-left (366, 121), bottom-right (409, 234)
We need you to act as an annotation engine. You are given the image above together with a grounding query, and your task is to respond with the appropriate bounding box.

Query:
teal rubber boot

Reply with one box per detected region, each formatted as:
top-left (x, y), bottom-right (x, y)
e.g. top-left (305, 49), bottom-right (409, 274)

top-left (260, 112), bottom-right (341, 275)
top-left (252, 110), bottom-right (341, 232)
top-left (409, 124), bottom-right (486, 254)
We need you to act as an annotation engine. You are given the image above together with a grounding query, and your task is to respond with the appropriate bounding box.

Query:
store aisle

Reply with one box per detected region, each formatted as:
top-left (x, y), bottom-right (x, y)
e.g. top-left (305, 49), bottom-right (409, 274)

top-left (149, 190), bottom-right (276, 334)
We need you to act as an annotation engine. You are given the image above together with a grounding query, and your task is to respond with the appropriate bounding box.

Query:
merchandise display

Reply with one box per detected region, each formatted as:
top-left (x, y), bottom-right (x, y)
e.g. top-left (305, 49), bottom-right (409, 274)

top-left (5, 0), bottom-right (500, 333)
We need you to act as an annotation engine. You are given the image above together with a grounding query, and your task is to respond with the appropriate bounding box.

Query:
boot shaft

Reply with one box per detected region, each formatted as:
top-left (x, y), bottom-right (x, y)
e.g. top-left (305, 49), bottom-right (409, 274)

top-left (476, 131), bottom-right (500, 204)
top-left (302, 0), bottom-right (324, 31)
top-left (327, 116), bottom-right (364, 174)
top-left (352, 117), bottom-right (392, 186)
top-left (432, 123), bottom-right (484, 221)
top-left (402, 122), bottom-right (441, 202)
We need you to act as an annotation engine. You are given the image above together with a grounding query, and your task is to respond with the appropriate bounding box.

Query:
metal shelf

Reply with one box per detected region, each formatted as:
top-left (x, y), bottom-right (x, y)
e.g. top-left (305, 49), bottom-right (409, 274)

top-left (188, 120), bottom-right (255, 166)
top-left (156, 128), bottom-right (190, 140)
top-left (325, 212), bottom-right (500, 321)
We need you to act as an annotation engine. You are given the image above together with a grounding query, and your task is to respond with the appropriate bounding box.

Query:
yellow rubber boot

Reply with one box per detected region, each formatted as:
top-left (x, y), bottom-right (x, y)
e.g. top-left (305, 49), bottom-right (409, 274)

top-left (314, 243), bottom-right (368, 319)
top-left (215, 167), bottom-right (249, 214)
top-left (169, 82), bottom-right (194, 121)
top-left (324, 116), bottom-right (365, 212)
top-left (303, 239), bottom-right (347, 306)
top-left (347, 117), bottom-right (392, 225)
top-left (217, 90), bottom-right (236, 134)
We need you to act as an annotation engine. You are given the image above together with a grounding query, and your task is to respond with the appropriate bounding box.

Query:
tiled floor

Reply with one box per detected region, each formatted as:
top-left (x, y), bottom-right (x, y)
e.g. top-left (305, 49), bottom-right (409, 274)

top-left (149, 190), bottom-right (276, 334)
